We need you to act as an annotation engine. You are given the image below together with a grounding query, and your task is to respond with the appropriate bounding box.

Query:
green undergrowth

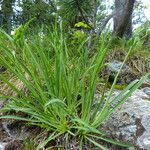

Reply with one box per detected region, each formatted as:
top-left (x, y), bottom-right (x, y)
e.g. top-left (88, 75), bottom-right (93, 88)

top-left (0, 23), bottom-right (150, 150)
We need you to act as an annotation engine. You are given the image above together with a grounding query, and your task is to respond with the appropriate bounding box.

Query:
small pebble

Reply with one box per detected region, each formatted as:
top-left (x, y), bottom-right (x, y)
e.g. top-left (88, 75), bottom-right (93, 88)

top-left (143, 87), bottom-right (150, 96)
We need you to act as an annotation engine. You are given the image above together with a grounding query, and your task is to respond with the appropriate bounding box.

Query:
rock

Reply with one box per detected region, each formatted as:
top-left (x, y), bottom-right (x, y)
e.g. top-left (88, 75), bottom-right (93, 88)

top-left (106, 60), bottom-right (131, 74)
top-left (104, 60), bottom-right (136, 84)
top-left (0, 142), bottom-right (7, 150)
top-left (102, 89), bottom-right (150, 150)
top-left (142, 87), bottom-right (150, 96)
top-left (137, 115), bottom-right (150, 150)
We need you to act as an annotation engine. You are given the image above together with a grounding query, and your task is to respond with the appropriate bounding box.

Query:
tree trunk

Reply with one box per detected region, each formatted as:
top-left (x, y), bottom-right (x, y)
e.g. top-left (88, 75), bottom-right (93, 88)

top-left (113, 0), bottom-right (135, 38)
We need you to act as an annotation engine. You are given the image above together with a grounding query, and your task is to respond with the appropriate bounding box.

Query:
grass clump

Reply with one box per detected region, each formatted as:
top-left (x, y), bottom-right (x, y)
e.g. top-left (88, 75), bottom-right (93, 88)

top-left (0, 24), bottom-right (150, 149)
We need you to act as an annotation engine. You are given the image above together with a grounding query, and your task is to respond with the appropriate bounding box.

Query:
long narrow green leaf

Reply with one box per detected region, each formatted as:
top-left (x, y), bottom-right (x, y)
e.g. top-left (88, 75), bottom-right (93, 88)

top-left (37, 132), bottom-right (62, 150)
top-left (85, 137), bottom-right (108, 150)
top-left (88, 134), bottom-right (133, 148)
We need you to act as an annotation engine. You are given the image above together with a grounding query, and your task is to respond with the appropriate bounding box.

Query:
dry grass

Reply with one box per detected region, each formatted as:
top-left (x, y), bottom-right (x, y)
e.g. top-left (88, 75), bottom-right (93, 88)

top-left (0, 71), bottom-right (29, 97)
top-left (106, 48), bottom-right (150, 76)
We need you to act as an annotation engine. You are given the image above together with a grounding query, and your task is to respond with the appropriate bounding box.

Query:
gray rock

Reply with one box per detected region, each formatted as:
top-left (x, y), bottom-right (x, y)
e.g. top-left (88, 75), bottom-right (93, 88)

top-left (137, 115), bottom-right (150, 149)
top-left (106, 60), bottom-right (131, 74)
top-left (102, 89), bottom-right (150, 150)
top-left (0, 142), bottom-right (7, 150)
top-left (142, 87), bottom-right (150, 96)
top-left (105, 60), bottom-right (136, 84)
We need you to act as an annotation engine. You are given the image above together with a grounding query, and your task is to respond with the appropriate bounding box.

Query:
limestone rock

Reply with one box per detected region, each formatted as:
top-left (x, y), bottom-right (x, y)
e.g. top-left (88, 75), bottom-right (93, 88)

top-left (0, 142), bottom-right (7, 150)
top-left (106, 60), bottom-right (131, 74)
top-left (142, 87), bottom-right (150, 96)
top-left (104, 60), bottom-right (136, 84)
top-left (103, 89), bottom-right (150, 150)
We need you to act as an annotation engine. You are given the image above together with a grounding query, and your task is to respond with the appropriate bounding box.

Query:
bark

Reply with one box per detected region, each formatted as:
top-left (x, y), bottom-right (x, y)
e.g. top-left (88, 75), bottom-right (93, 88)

top-left (113, 0), bottom-right (135, 38)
